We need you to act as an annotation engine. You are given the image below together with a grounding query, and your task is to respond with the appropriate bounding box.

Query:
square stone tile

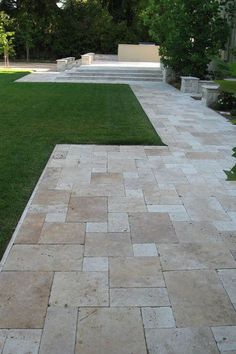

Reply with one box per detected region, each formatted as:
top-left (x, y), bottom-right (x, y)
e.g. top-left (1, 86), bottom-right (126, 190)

top-left (129, 213), bottom-right (178, 243)
top-left (159, 243), bottom-right (236, 270)
top-left (86, 222), bottom-right (107, 233)
top-left (3, 330), bottom-right (42, 354)
top-left (4, 245), bottom-right (83, 271)
top-left (141, 307), bottom-right (175, 329)
top-left (218, 269), bottom-right (236, 304)
top-left (50, 272), bottom-right (108, 307)
top-left (173, 221), bottom-right (223, 243)
top-left (83, 257), bottom-right (108, 272)
top-left (39, 222), bottom-right (85, 244)
top-left (133, 243), bottom-right (158, 256)
top-left (108, 213), bottom-right (130, 232)
top-left (67, 197), bottom-right (107, 222)
top-left (85, 233), bottom-right (133, 256)
top-left (0, 272), bottom-right (53, 328)
top-left (212, 326), bottom-right (236, 352)
top-left (32, 190), bottom-right (70, 206)
top-left (15, 214), bottom-right (45, 244)
top-left (145, 328), bottom-right (219, 354)
top-left (91, 172), bottom-right (123, 184)
top-left (110, 288), bottom-right (169, 307)
top-left (110, 257), bottom-right (164, 287)
top-left (75, 308), bottom-right (147, 354)
top-left (164, 270), bottom-right (236, 327)
top-left (39, 307), bottom-right (77, 354)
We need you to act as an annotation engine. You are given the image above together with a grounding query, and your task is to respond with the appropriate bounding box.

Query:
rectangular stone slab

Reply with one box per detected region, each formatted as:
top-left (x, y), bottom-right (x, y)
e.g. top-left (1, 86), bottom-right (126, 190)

top-left (4, 244), bottom-right (83, 271)
top-left (49, 272), bottom-right (109, 307)
top-left (145, 327), bottom-right (219, 354)
top-left (110, 257), bottom-right (164, 287)
top-left (0, 272), bottom-right (53, 328)
top-left (129, 212), bottom-right (178, 243)
top-left (164, 270), bottom-right (236, 327)
top-left (75, 308), bottom-right (147, 354)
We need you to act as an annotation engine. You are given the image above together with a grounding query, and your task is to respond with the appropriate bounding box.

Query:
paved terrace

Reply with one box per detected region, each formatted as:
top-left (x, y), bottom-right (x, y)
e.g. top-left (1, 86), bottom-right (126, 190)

top-left (0, 81), bottom-right (236, 353)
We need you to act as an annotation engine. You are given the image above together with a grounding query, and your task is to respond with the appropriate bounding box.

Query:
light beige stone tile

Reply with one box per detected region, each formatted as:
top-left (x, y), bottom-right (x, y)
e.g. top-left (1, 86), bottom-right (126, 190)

top-left (110, 257), bottom-right (164, 287)
top-left (39, 307), bottom-right (77, 354)
top-left (212, 326), bottom-right (236, 352)
top-left (133, 243), bottom-right (158, 256)
top-left (32, 190), bottom-right (70, 206)
top-left (145, 327), bottom-right (219, 354)
top-left (15, 214), bottom-right (45, 244)
top-left (39, 222), bottom-right (85, 244)
top-left (129, 213), bottom-right (178, 243)
top-left (86, 222), bottom-right (107, 233)
top-left (83, 257), bottom-right (108, 272)
top-left (108, 197), bottom-right (146, 213)
top-left (218, 269), bottom-right (236, 304)
top-left (110, 288), bottom-right (170, 307)
top-left (0, 272), bottom-right (53, 328)
top-left (173, 221), bottom-right (223, 243)
top-left (141, 307), bottom-right (175, 329)
top-left (67, 197), bottom-right (107, 222)
top-left (2, 330), bottom-right (42, 354)
top-left (75, 307), bottom-right (147, 354)
top-left (164, 270), bottom-right (236, 327)
top-left (4, 244), bottom-right (83, 271)
top-left (85, 233), bottom-right (133, 256)
top-left (143, 187), bottom-right (181, 205)
top-left (216, 195), bottom-right (236, 212)
top-left (108, 159), bottom-right (136, 172)
top-left (159, 243), bottom-right (236, 270)
top-left (108, 212), bottom-right (130, 232)
top-left (72, 183), bottom-right (125, 197)
top-left (50, 272), bottom-right (108, 307)
top-left (183, 197), bottom-right (230, 221)
top-left (91, 172), bottom-right (123, 184)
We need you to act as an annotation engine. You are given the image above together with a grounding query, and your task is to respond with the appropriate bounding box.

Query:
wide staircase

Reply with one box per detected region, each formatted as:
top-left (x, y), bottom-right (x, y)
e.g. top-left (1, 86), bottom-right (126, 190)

top-left (56, 64), bottom-right (163, 84)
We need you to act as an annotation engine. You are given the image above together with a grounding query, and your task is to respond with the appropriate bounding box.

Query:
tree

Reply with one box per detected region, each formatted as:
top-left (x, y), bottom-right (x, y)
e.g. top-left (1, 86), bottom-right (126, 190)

top-left (142, 0), bottom-right (234, 78)
top-left (0, 11), bottom-right (14, 67)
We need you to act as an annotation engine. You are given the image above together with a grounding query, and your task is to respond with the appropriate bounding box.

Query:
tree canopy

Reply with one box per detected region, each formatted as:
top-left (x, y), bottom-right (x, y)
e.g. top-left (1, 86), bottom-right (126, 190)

top-left (142, 0), bottom-right (234, 78)
top-left (0, 0), bottom-right (234, 78)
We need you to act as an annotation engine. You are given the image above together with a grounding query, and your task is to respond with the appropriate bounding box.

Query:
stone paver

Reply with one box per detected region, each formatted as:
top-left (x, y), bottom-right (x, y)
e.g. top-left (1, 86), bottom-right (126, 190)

top-left (0, 78), bottom-right (236, 352)
top-left (39, 307), bottom-right (77, 354)
top-left (145, 328), bottom-right (219, 354)
top-left (0, 272), bottom-right (52, 328)
top-left (49, 272), bottom-right (109, 307)
top-left (75, 308), bottom-right (147, 354)
top-left (164, 270), bottom-right (236, 327)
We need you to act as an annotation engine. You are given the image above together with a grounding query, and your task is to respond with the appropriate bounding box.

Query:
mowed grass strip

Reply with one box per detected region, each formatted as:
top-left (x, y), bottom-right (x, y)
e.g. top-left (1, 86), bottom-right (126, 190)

top-left (0, 71), bottom-right (164, 257)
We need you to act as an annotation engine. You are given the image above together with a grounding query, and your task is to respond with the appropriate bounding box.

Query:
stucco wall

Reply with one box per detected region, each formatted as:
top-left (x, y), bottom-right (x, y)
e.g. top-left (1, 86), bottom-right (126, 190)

top-left (118, 44), bottom-right (160, 63)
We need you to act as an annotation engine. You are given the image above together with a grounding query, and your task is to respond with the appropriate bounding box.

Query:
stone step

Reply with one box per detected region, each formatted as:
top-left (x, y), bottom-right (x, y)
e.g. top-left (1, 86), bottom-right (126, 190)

top-left (66, 72), bottom-right (163, 78)
top-left (75, 68), bottom-right (162, 74)
top-left (56, 76), bottom-right (163, 83)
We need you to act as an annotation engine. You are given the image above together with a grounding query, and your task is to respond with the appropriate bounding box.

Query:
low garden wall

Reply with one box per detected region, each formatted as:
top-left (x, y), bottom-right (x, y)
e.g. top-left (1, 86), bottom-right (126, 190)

top-left (118, 44), bottom-right (160, 62)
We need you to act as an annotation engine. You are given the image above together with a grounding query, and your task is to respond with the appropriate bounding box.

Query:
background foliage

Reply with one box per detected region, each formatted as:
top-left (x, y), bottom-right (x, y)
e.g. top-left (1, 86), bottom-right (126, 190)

top-left (0, 0), bottom-right (150, 60)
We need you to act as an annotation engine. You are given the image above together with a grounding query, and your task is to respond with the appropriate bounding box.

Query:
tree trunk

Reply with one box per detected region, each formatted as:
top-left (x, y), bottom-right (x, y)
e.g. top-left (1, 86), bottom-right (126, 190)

top-left (26, 42), bottom-right (30, 62)
top-left (3, 48), bottom-right (9, 68)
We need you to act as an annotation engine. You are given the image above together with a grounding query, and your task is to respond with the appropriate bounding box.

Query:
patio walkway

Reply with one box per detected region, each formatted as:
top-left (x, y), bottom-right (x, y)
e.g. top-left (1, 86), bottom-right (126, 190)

top-left (0, 82), bottom-right (236, 353)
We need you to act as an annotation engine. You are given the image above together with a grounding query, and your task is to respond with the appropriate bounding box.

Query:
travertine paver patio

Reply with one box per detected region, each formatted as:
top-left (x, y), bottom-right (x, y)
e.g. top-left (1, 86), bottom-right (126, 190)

top-left (0, 82), bottom-right (236, 353)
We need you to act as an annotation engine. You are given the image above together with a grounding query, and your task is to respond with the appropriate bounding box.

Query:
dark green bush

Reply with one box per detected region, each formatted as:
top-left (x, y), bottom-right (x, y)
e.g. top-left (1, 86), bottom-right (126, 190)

top-left (216, 91), bottom-right (236, 111)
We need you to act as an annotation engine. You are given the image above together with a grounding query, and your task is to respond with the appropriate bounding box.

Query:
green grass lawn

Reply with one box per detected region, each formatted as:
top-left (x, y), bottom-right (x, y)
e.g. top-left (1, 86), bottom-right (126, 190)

top-left (0, 71), bottom-right (164, 258)
top-left (216, 79), bottom-right (236, 94)
top-left (229, 62), bottom-right (236, 77)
